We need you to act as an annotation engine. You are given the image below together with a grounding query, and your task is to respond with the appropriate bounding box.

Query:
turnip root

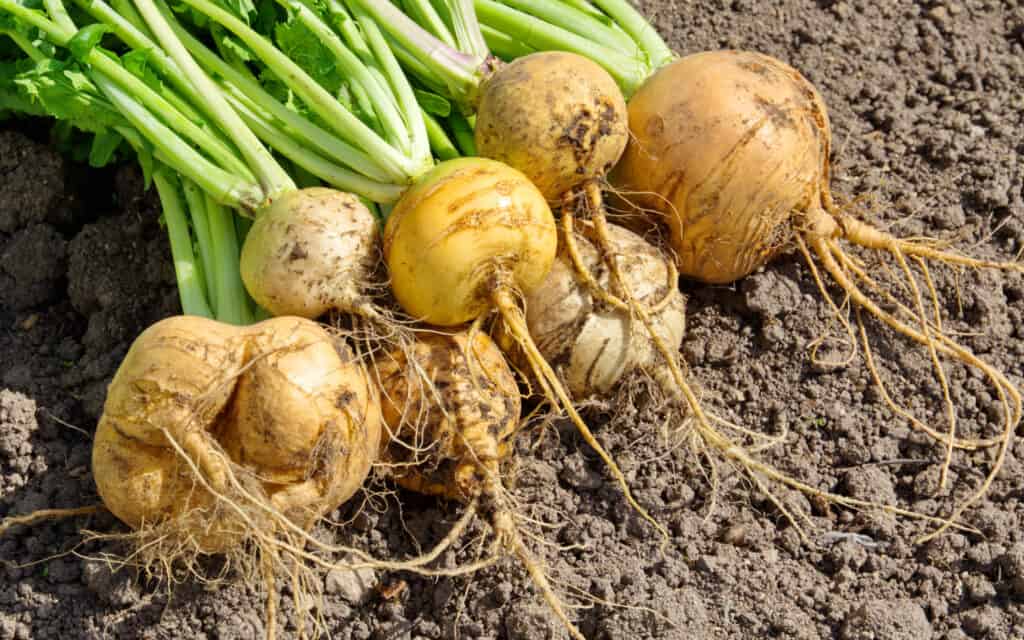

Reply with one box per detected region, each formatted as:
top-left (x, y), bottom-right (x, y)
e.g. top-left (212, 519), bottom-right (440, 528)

top-left (525, 218), bottom-right (686, 399)
top-left (613, 49), bottom-right (1021, 538)
top-left (376, 328), bottom-right (584, 640)
top-left (240, 188), bottom-right (381, 320)
top-left (384, 157), bottom-right (556, 326)
top-left (384, 156), bottom-right (666, 541)
top-left (475, 52), bottom-right (629, 202)
top-left (377, 330), bottom-right (519, 501)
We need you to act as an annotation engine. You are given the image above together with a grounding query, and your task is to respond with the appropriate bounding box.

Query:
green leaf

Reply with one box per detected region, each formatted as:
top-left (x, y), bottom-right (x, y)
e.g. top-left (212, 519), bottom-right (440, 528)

top-left (122, 48), bottom-right (164, 92)
top-left (68, 23), bottom-right (111, 61)
top-left (14, 59), bottom-right (129, 133)
top-left (212, 28), bottom-right (255, 65)
top-left (251, 0), bottom-right (279, 37)
top-left (0, 59), bottom-right (44, 116)
top-left (215, 0), bottom-right (256, 22)
top-left (414, 89), bottom-right (450, 117)
top-left (274, 15), bottom-right (342, 94)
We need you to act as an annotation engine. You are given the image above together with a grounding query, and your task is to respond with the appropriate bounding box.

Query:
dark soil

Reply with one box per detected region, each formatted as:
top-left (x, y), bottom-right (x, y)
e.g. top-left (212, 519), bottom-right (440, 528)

top-left (3, 1), bottom-right (1024, 638)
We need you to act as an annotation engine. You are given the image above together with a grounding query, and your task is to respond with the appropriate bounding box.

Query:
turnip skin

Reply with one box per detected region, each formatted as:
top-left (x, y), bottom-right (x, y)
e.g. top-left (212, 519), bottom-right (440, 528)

top-left (476, 52), bottom-right (629, 202)
top-left (613, 49), bottom-right (829, 284)
top-left (240, 188), bottom-right (380, 319)
top-left (217, 317), bottom-right (381, 526)
top-left (383, 157), bottom-right (557, 326)
top-left (525, 220), bottom-right (686, 399)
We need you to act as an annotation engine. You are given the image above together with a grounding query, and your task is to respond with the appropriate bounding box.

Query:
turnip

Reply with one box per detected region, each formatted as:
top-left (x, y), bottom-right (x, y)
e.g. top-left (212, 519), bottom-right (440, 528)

top-left (377, 330), bottom-right (520, 501)
top-left (92, 314), bottom-right (380, 548)
top-left (376, 328), bottom-right (584, 639)
top-left (474, 51), bottom-right (629, 201)
top-left (239, 188), bottom-right (381, 320)
top-left (612, 49), bottom-right (1021, 537)
top-left (525, 216), bottom-right (686, 400)
top-left (79, 315), bottom-right (381, 638)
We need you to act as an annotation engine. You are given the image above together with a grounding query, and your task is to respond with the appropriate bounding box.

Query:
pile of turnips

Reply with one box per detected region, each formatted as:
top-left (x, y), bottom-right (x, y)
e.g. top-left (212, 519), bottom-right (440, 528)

top-left (1, 0), bottom-right (1020, 638)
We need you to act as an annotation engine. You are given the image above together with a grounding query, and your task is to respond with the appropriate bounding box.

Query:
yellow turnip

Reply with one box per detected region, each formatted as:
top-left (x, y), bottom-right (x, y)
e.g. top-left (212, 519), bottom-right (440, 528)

top-left (475, 52), bottom-right (629, 202)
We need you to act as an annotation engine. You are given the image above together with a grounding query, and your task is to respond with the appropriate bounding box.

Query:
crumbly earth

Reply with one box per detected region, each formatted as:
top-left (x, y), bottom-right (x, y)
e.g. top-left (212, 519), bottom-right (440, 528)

top-left (2, 1), bottom-right (1024, 638)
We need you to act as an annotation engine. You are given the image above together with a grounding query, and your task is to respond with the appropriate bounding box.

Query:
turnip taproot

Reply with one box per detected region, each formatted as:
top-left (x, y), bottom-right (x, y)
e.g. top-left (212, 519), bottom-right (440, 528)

top-left (376, 328), bottom-right (584, 639)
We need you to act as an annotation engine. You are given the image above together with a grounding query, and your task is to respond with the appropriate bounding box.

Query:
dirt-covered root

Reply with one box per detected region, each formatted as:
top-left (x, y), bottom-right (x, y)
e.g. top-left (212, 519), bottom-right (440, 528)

top-left (374, 329), bottom-right (521, 500)
top-left (793, 206), bottom-right (1022, 540)
top-left (609, 47), bottom-right (1019, 534)
top-left (0, 506), bottom-right (101, 537)
top-left (373, 328), bottom-right (585, 639)
top-left (1, 315), bottom-right (384, 639)
top-left (476, 52), bottom-right (629, 201)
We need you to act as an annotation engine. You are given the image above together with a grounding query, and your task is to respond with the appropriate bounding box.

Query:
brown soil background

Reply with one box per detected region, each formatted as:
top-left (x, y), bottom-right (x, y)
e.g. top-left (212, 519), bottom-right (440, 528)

top-left (2, 1), bottom-right (1024, 638)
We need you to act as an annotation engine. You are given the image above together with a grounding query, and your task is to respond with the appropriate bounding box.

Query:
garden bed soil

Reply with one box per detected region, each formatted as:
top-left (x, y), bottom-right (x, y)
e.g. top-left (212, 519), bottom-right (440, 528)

top-left (2, 1), bottom-right (1024, 638)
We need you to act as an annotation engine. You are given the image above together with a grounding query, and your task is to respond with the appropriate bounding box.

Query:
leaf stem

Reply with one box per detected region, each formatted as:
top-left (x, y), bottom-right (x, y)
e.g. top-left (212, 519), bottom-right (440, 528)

top-left (587, 0), bottom-right (674, 69)
top-left (174, 0), bottom-right (417, 182)
top-left (132, 0), bottom-right (296, 201)
top-left (348, 0), bottom-right (482, 106)
top-left (95, 73), bottom-right (262, 210)
top-left (473, 0), bottom-right (647, 95)
top-left (153, 168), bottom-right (214, 318)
